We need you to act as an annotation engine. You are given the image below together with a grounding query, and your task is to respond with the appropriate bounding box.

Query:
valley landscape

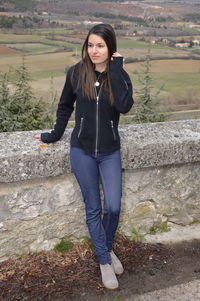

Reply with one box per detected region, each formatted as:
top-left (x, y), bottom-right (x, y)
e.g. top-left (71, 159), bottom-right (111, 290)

top-left (0, 0), bottom-right (200, 123)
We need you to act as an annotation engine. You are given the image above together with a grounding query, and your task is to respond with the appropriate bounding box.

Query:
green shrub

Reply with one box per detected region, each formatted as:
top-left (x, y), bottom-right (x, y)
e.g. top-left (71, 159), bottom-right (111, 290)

top-left (131, 227), bottom-right (146, 242)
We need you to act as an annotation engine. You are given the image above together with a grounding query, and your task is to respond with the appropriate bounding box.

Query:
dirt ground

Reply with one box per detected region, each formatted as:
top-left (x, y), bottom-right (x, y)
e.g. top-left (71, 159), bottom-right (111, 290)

top-left (0, 45), bottom-right (21, 55)
top-left (0, 236), bottom-right (200, 301)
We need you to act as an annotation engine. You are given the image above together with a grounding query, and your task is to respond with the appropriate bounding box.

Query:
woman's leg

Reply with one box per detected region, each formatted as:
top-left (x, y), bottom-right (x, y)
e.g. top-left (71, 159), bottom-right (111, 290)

top-left (70, 147), bottom-right (111, 264)
top-left (98, 150), bottom-right (122, 252)
top-left (98, 150), bottom-right (124, 276)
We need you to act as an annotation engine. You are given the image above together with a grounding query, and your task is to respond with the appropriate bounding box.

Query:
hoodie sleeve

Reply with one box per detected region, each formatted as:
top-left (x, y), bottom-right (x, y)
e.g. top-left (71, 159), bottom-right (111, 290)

top-left (109, 57), bottom-right (134, 113)
top-left (41, 67), bottom-right (76, 143)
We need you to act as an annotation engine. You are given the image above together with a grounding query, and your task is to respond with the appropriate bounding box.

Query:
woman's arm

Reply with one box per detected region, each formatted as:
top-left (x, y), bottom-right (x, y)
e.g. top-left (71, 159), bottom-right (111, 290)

top-left (109, 55), bottom-right (134, 114)
top-left (35, 67), bottom-right (76, 143)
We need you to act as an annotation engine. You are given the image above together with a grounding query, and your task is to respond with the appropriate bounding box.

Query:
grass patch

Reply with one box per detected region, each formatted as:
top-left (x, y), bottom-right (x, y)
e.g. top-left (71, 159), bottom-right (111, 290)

top-left (54, 238), bottom-right (74, 252)
top-left (131, 227), bottom-right (146, 242)
top-left (80, 236), bottom-right (95, 251)
top-left (149, 222), bottom-right (170, 235)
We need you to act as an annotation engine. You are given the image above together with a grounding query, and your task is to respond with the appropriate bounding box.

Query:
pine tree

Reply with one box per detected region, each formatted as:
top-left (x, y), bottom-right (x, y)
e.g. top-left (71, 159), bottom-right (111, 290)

top-left (48, 75), bottom-right (58, 128)
top-left (0, 72), bottom-right (10, 104)
top-left (0, 56), bottom-right (53, 132)
top-left (132, 47), bottom-right (166, 123)
top-left (0, 72), bottom-right (14, 132)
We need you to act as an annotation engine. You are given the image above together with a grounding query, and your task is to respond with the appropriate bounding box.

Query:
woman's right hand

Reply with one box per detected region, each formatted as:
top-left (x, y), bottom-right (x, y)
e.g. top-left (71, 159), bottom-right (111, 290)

top-left (34, 133), bottom-right (41, 141)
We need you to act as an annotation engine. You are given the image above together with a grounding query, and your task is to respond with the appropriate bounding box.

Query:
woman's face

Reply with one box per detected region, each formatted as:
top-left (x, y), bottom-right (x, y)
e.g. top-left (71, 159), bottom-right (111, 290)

top-left (87, 34), bottom-right (109, 70)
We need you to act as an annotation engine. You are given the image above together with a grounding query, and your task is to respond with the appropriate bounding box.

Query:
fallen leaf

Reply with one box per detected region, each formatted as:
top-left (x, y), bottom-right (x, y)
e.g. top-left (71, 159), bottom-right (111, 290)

top-left (39, 144), bottom-right (49, 148)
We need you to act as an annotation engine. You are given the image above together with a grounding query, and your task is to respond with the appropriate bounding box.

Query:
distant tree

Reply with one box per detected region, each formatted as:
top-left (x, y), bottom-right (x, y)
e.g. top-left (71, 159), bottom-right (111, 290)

top-left (189, 41), bottom-right (194, 48)
top-left (0, 15), bottom-right (50, 29)
top-left (154, 16), bottom-right (174, 23)
top-left (93, 12), bottom-right (147, 25)
top-left (132, 47), bottom-right (166, 124)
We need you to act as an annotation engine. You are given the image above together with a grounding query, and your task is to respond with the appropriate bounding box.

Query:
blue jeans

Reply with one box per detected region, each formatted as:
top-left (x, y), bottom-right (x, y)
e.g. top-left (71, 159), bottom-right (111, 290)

top-left (70, 147), bottom-right (122, 264)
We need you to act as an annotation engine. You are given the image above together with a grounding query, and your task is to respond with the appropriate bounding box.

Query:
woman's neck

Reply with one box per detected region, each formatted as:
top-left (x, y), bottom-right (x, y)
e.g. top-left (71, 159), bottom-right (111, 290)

top-left (95, 63), bottom-right (107, 73)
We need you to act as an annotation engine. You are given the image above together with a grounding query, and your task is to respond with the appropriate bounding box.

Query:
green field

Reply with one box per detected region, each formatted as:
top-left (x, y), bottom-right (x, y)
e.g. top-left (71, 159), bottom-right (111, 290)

top-left (0, 33), bottom-right (46, 43)
top-left (117, 38), bottom-right (175, 50)
top-left (153, 72), bottom-right (200, 93)
top-left (6, 43), bottom-right (60, 53)
top-left (131, 70), bottom-right (200, 94)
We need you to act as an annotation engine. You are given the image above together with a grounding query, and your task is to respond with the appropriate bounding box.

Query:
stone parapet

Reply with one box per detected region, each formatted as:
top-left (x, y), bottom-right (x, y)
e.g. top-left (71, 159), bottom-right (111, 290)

top-left (0, 120), bottom-right (200, 260)
top-left (1, 120), bottom-right (200, 183)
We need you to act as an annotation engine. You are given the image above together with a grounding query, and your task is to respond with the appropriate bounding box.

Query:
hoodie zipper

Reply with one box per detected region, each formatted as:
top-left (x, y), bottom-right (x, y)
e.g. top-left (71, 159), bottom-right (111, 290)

top-left (94, 81), bottom-right (104, 158)
top-left (123, 78), bottom-right (128, 90)
top-left (78, 117), bottom-right (83, 138)
top-left (111, 120), bottom-right (116, 140)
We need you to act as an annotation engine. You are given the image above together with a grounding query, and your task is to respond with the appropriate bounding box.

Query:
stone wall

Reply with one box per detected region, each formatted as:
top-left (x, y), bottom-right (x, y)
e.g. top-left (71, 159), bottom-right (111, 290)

top-left (0, 120), bottom-right (200, 261)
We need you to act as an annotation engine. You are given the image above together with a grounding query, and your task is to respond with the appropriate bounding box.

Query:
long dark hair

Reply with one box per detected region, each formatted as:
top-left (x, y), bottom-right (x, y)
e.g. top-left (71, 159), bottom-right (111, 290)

top-left (77, 23), bottom-right (117, 104)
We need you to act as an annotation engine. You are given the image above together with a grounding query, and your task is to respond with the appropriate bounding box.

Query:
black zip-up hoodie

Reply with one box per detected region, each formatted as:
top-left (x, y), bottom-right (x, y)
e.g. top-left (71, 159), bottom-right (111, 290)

top-left (41, 57), bottom-right (134, 153)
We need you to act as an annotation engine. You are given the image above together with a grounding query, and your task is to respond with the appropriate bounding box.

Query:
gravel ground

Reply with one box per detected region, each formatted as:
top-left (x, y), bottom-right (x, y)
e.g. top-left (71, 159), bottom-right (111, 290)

top-left (128, 279), bottom-right (200, 301)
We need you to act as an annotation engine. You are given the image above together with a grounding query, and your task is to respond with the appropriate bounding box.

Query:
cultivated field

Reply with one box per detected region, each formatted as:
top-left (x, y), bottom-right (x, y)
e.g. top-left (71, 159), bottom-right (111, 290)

top-left (0, 45), bottom-right (21, 55)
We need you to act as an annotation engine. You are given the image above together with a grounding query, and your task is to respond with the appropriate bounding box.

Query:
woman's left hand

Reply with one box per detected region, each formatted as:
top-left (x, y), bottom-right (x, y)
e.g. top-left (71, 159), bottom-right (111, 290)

top-left (34, 133), bottom-right (41, 141)
top-left (111, 52), bottom-right (122, 60)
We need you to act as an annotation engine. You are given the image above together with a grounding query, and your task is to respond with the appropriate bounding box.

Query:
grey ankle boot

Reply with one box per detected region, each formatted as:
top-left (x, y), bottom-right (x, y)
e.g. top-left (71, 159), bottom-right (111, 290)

top-left (100, 264), bottom-right (119, 290)
top-left (110, 250), bottom-right (124, 275)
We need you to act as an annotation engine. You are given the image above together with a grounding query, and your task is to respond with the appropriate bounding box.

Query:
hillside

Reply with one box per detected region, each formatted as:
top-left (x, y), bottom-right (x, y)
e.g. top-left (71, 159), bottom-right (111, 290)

top-left (0, 0), bottom-right (200, 21)
top-left (0, 0), bottom-right (36, 11)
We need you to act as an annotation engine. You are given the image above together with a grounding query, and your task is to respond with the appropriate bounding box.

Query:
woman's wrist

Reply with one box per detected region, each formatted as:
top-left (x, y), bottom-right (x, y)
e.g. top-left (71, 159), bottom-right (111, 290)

top-left (109, 56), bottom-right (123, 71)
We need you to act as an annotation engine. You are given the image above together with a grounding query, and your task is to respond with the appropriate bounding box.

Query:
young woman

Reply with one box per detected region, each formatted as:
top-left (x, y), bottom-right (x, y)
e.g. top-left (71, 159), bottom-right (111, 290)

top-left (34, 23), bottom-right (133, 290)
